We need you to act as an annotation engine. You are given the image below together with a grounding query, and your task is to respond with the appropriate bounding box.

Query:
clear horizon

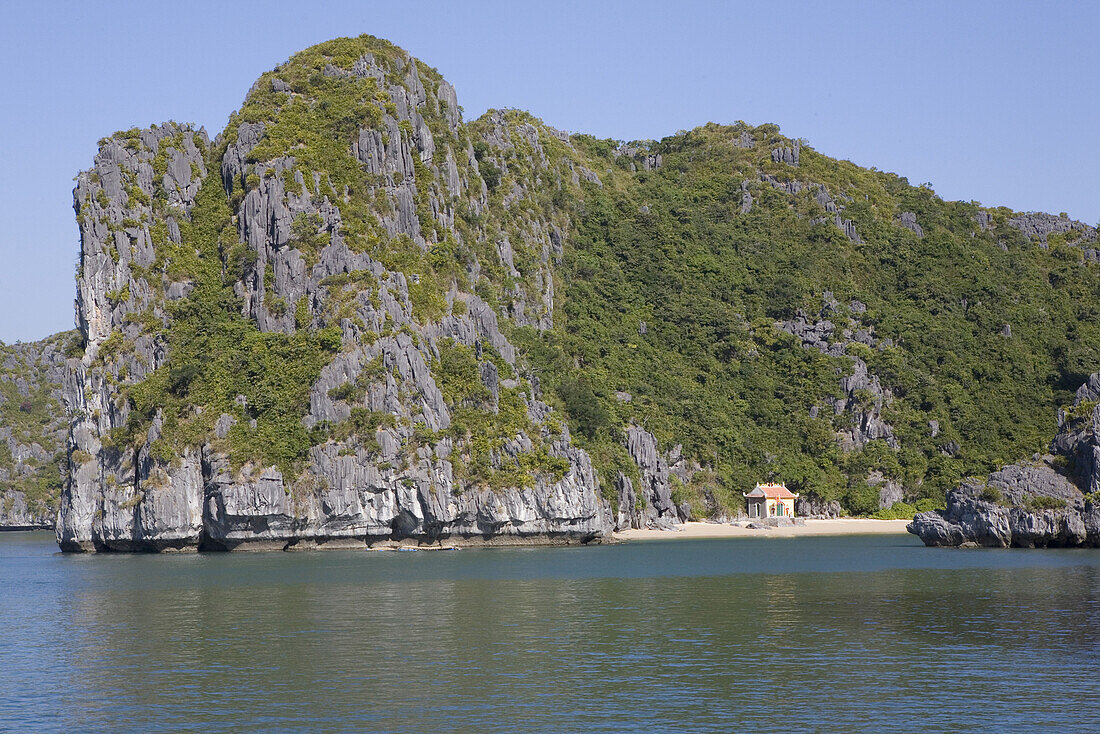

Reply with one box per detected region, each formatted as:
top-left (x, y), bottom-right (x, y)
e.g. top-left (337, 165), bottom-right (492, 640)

top-left (1, 0), bottom-right (1097, 342)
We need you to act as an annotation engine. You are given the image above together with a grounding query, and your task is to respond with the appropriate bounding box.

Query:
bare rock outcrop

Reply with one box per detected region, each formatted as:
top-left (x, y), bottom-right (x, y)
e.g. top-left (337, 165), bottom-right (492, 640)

top-left (1007, 212), bottom-right (1096, 245)
top-left (759, 174), bottom-right (862, 243)
top-left (623, 426), bottom-right (678, 528)
top-left (771, 140), bottom-right (800, 166)
top-left (897, 211), bottom-right (924, 238)
top-left (779, 295), bottom-right (898, 452)
top-left (907, 464), bottom-right (1097, 547)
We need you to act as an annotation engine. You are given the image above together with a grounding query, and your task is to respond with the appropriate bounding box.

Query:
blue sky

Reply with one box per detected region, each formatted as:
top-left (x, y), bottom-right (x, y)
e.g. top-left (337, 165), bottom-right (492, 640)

top-left (1, 0), bottom-right (1097, 342)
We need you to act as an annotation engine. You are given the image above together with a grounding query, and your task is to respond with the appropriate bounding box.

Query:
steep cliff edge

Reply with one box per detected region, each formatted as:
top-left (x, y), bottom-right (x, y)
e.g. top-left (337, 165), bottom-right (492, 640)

top-left (55, 35), bottom-right (1100, 550)
top-left (909, 373), bottom-right (1100, 547)
top-left (58, 39), bottom-right (610, 551)
top-left (1, 333), bottom-right (73, 528)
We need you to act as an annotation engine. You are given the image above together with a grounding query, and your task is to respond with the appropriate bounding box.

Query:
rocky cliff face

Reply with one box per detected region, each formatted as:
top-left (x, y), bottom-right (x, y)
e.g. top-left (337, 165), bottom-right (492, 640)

top-left (57, 39), bottom-right (616, 551)
top-left (0, 333), bottom-right (72, 528)
top-left (909, 372), bottom-right (1100, 547)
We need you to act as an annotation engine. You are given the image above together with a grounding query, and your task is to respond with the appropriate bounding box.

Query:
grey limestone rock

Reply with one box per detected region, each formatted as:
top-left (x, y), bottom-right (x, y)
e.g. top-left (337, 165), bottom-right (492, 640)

top-left (626, 426), bottom-right (679, 527)
top-left (166, 280), bottom-right (193, 301)
top-left (834, 214), bottom-right (862, 243)
top-left (221, 122), bottom-right (264, 195)
top-left (867, 470), bottom-right (904, 509)
top-left (908, 465), bottom-right (1093, 548)
top-left (214, 413), bottom-right (236, 439)
top-left (897, 211), bottom-right (924, 238)
top-left (779, 298), bottom-right (898, 451)
top-left (795, 496), bottom-right (842, 518)
top-left (771, 140), bottom-right (800, 166)
top-left (760, 175), bottom-right (861, 242)
top-left (0, 491), bottom-right (50, 529)
top-left (184, 433), bottom-right (609, 550)
top-left (760, 173), bottom-right (803, 196)
top-left (834, 357), bottom-right (897, 450)
top-left (55, 56), bottom-right (620, 550)
top-left (1073, 372), bottom-right (1100, 404)
top-left (740, 179), bottom-right (753, 214)
top-left (479, 360), bottom-right (500, 410)
top-left (815, 186), bottom-right (838, 212)
top-left (1052, 376), bottom-right (1100, 494)
top-left (614, 473), bottom-right (639, 530)
top-left (1007, 212), bottom-right (1096, 244)
top-left (74, 122), bottom-right (209, 356)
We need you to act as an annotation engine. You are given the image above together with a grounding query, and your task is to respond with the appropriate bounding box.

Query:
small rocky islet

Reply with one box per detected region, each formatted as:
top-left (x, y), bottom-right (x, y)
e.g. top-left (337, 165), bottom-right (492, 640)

top-left (908, 372), bottom-right (1100, 547)
top-left (2, 35), bottom-right (1099, 551)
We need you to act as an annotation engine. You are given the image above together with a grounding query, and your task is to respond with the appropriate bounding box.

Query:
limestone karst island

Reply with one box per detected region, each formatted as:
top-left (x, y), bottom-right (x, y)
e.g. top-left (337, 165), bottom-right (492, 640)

top-left (1, 35), bottom-right (1098, 551)
top-left (3, 13), bottom-right (1100, 731)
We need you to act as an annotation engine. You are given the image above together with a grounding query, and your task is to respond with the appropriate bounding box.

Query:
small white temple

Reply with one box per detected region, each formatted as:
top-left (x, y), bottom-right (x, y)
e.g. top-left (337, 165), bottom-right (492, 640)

top-left (743, 483), bottom-right (799, 519)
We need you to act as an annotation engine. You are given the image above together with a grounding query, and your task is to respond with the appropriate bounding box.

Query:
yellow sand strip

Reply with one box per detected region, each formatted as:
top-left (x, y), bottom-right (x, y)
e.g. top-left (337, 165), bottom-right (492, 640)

top-left (613, 518), bottom-right (911, 541)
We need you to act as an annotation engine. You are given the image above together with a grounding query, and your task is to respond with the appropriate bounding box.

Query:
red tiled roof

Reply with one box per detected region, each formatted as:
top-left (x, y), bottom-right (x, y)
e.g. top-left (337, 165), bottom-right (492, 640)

top-left (743, 483), bottom-right (798, 499)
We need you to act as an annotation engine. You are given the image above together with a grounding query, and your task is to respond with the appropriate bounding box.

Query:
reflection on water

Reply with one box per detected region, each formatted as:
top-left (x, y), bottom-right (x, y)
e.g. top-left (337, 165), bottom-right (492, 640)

top-left (2, 532), bottom-right (1099, 732)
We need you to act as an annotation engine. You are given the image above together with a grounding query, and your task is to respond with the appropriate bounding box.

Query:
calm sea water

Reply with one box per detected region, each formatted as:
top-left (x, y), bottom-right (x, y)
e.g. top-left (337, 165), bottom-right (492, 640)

top-left (1, 531), bottom-right (1098, 733)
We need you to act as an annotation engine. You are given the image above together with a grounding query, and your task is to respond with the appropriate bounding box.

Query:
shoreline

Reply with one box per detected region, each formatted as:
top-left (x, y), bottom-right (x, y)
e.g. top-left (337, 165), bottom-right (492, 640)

top-left (5, 520), bottom-right (914, 552)
top-left (51, 530), bottom-right (607, 554)
top-left (613, 518), bottom-right (912, 541)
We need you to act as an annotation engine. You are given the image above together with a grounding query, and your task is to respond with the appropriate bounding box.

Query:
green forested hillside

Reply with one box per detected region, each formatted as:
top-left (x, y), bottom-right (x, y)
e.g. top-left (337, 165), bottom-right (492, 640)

top-left (503, 124), bottom-right (1100, 514)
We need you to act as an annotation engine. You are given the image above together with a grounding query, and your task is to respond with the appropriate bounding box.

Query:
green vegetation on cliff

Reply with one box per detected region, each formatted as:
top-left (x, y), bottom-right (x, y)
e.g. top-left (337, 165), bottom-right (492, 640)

top-left (112, 172), bottom-right (343, 475)
top-left (0, 332), bottom-right (75, 520)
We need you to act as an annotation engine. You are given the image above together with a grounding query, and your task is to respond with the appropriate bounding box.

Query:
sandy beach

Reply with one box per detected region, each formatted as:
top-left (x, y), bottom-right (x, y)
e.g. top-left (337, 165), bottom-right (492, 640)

top-left (613, 518), bottom-right (912, 541)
